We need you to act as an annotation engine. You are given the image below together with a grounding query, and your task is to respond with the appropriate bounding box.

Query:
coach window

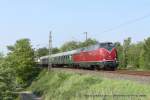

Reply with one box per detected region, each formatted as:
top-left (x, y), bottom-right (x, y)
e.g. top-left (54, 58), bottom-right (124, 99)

top-left (67, 56), bottom-right (69, 60)
top-left (64, 56), bottom-right (66, 62)
top-left (64, 56), bottom-right (66, 61)
top-left (65, 56), bottom-right (67, 62)
top-left (66, 56), bottom-right (68, 60)
top-left (61, 56), bottom-right (63, 62)
top-left (60, 56), bottom-right (62, 62)
top-left (57, 57), bottom-right (59, 62)
top-left (68, 56), bottom-right (70, 61)
top-left (63, 56), bottom-right (65, 62)
top-left (65, 56), bottom-right (66, 62)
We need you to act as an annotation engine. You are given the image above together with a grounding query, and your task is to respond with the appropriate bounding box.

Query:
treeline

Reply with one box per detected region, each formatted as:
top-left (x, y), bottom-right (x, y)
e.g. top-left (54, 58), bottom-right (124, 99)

top-left (116, 37), bottom-right (150, 70)
top-left (0, 39), bottom-right (39, 99)
top-left (36, 37), bottom-right (150, 70)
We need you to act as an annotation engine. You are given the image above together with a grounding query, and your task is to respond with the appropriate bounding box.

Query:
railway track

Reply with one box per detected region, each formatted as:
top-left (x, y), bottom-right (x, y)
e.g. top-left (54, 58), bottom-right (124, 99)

top-left (53, 68), bottom-right (150, 84)
top-left (106, 70), bottom-right (150, 77)
top-left (56, 67), bottom-right (150, 77)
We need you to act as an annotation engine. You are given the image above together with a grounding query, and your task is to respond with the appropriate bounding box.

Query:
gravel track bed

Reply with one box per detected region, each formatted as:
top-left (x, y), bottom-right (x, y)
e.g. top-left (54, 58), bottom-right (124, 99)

top-left (53, 68), bottom-right (150, 84)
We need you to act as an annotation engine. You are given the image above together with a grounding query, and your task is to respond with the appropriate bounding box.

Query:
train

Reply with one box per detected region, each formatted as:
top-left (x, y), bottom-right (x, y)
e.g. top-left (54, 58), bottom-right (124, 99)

top-left (39, 42), bottom-right (118, 70)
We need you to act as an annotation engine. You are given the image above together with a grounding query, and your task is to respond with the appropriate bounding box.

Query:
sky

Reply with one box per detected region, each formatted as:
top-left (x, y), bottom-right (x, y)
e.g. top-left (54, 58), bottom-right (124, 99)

top-left (0, 0), bottom-right (150, 53)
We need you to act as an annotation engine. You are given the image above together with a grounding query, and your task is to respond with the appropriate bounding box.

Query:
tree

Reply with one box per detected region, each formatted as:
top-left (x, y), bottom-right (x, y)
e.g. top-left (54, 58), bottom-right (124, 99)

top-left (52, 47), bottom-right (60, 54)
top-left (36, 47), bottom-right (49, 57)
top-left (122, 37), bottom-right (131, 68)
top-left (7, 39), bottom-right (37, 86)
top-left (36, 47), bottom-right (60, 58)
top-left (139, 48), bottom-right (145, 69)
top-left (0, 53), bottom-right (17, 99)
top-left (127, 43), bottom-right (142, 68)
top-left (60, 41), bottom-right (80, 52)
top-left (142, 37), bottom-right (150, 69)
top-left (114, 42), bottom-right (123, 69)
top-left (79, 38), bottom-right (98, 47)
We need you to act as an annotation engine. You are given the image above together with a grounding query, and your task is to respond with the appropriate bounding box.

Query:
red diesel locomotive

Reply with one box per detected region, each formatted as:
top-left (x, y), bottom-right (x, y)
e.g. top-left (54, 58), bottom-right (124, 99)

top-left (39, 42), bottom-right (118, 70)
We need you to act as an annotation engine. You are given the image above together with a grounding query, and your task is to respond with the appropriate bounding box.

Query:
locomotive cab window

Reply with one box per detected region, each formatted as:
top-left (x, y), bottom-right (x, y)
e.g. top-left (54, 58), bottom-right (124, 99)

top-left (100, 42), bottom-right (115, 51)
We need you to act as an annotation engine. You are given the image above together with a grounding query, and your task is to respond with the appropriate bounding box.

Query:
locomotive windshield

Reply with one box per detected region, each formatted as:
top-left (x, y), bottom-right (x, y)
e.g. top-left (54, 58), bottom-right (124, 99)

top-left (99, 42), bottom-right (115, 51)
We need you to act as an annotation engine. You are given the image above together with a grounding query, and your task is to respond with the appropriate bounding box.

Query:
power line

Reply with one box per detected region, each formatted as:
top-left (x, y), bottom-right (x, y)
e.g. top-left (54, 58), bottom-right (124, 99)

top-left (101, 13), bottom-right (150, 33)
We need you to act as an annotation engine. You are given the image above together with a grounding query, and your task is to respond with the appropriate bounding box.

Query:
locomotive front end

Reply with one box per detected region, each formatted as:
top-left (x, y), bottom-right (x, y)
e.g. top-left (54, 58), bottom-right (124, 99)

top-left (99, 42), bottom-right (118, 70)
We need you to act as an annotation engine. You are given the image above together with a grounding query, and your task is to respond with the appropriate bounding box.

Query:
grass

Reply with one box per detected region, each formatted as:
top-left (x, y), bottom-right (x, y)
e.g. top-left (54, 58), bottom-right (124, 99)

top-left (29, 70), bottom-right (150, 100)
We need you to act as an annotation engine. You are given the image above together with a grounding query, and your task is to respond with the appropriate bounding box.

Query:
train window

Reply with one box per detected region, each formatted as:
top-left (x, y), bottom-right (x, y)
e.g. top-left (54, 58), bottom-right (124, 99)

top-left (64, 56), bottom-right (66, 61)
top-left (66, 56), bottom-right (68, 60)
top-left (100, 43), bottom-right (115, 51)
top-left (108, 43), bottom-right (115, 48)
top-left (66, 56), bottom-right (67, 59)
top-left (81, 44), bottom-right (99, 52)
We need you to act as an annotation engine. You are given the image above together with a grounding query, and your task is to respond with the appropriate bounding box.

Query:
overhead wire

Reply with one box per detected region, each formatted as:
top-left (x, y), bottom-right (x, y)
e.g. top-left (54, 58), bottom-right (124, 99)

top-left (101, 13), bottom-right (150, 33)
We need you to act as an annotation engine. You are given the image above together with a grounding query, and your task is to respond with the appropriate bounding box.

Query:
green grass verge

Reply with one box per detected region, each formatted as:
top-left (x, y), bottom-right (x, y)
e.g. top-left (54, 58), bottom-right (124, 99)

top-left (29, 70), bottom-right (150, 100)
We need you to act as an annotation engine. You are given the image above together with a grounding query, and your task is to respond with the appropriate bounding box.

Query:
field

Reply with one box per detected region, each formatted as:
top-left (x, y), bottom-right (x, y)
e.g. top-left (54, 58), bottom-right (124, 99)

top-left (29, 70), bottom-right (150, 100)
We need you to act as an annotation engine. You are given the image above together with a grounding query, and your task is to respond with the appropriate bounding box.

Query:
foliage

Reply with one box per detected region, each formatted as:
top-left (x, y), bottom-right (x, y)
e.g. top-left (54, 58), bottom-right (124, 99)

top-left (115, 37), bottom-right (150, 70)
top-left (7, 39), bottom-right (38, 87)
top-left (139, 48), bottom-right (145, 69)
top-left (122, 37), bottom-right (131, 68)
top-left (127, 42), bottom-right (143, 68)
top-left (60, 41), bottom-right (80, 52)
top-left (0, 56), bottom-right (17, 99)
top-left (143, 37), bottom-right (150, 69)
top-left (0, 38), bottom-right (41, 99)
top-left (36, 47), bottom-right (49, 57)
top-left (29, 70), bottom-right (150, 100)
top-left (60, 38), bottom-right (98, 52)
top-left (52, 47), bottom-right (60, 54)
top-left (114, 42), bottom-right (123, 68)
top-left (79, 38), bottom-right (98, 47)
top-left (36, 47), bottom-right (60, 58)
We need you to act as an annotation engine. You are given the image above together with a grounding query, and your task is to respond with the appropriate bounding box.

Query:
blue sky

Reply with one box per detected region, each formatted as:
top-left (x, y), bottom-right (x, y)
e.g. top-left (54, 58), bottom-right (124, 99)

top-left (0, 0), bottom-right (150, 53)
